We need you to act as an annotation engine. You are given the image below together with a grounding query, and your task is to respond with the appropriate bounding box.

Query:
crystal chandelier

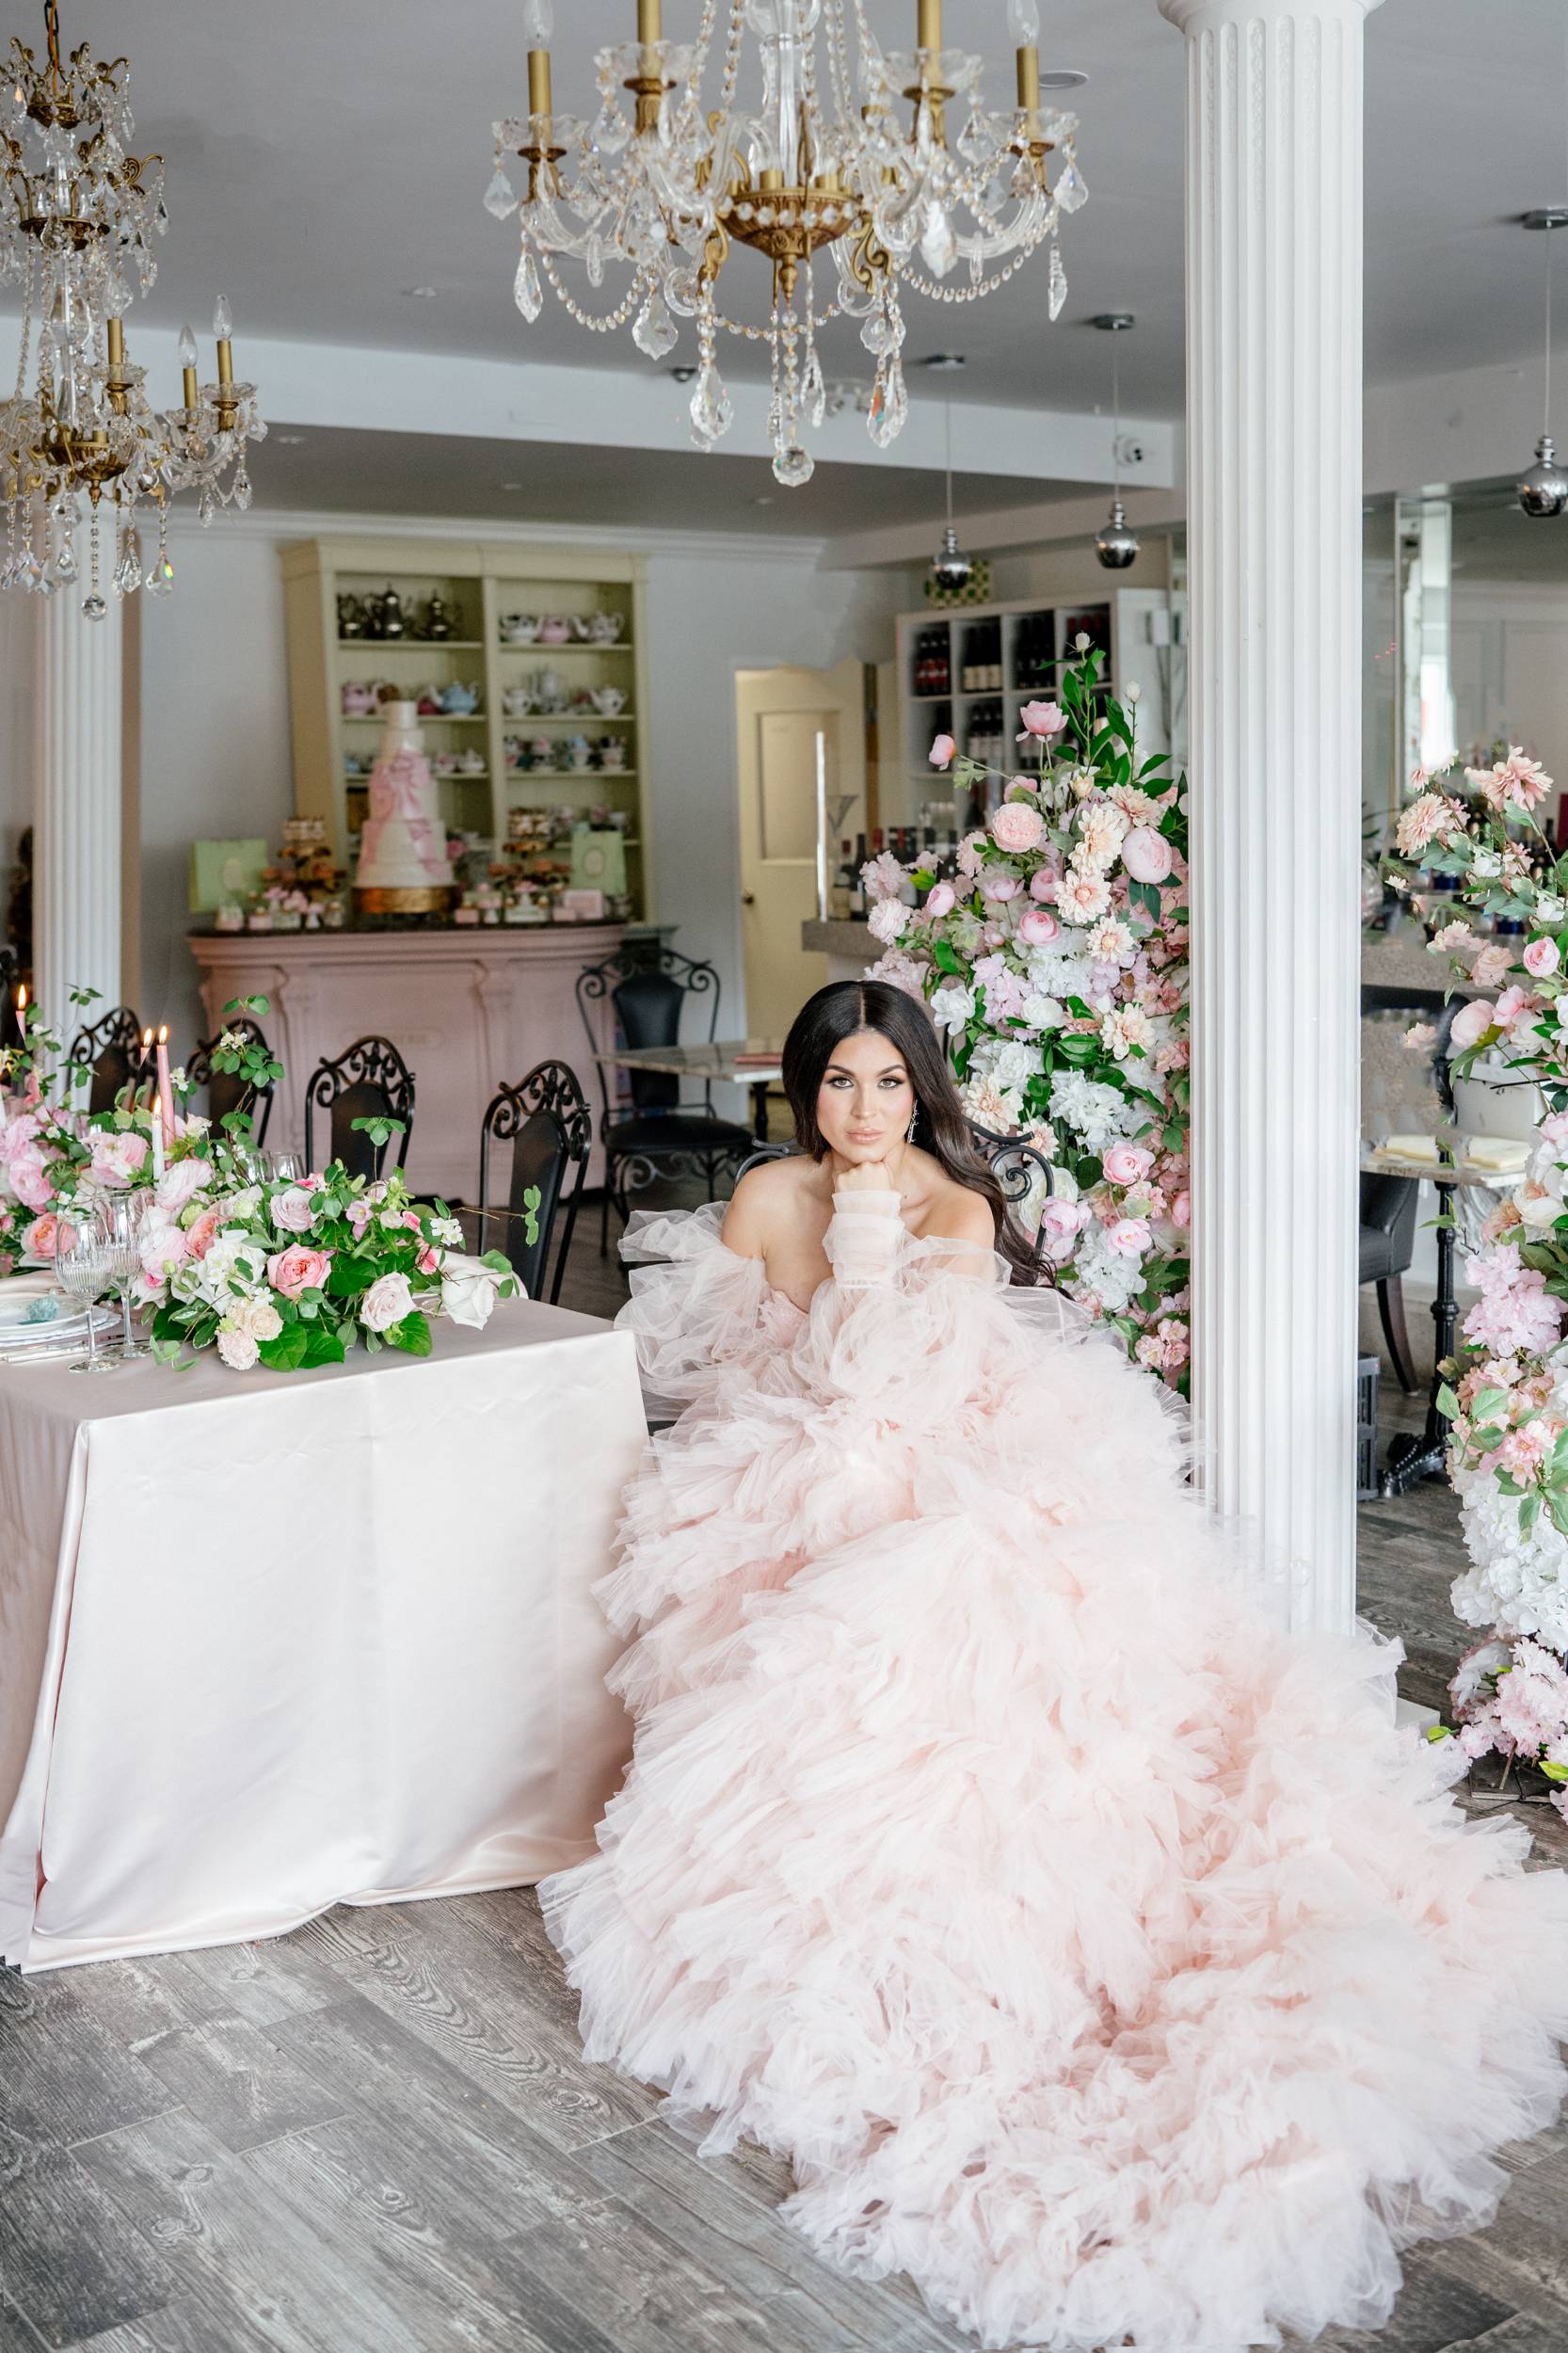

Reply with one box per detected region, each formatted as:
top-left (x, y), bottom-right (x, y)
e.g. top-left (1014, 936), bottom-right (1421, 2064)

top-left (0, 1), bottom-right (264, 615)
top-left (486, 0), bottom-right (1086, 488)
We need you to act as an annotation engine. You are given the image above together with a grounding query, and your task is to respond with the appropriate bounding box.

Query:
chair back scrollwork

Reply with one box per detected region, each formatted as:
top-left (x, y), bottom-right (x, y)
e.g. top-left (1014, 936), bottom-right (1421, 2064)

top-left (478, 1059), bottom-right (592, 1305)
top-left (576, 949), bottom-right (724, 1128)
top-left (67, 1005), bottom-right (144, 1116)
top-left (304, 1035), bottom-right (416, 1184)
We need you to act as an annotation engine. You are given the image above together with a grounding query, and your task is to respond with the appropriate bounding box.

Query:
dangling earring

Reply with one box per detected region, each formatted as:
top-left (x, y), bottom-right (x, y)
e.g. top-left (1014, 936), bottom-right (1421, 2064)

top-left (906, 1107), bottom-right (919, 1142)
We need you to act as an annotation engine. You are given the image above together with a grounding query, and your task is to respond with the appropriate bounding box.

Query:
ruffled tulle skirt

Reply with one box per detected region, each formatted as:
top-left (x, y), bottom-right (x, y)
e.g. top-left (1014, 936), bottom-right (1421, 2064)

top-left (539, 1204), bottom-right (1568, 2353)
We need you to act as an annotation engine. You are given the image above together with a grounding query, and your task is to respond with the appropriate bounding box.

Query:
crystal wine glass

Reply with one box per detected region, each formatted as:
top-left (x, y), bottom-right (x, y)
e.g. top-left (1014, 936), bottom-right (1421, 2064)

top-left (99, 1193), bottom-right (149, 1358)
top-left (267, 1148), bottom-right (304, 1185)
top-left (56, 1222), bottom-right (116, 1375)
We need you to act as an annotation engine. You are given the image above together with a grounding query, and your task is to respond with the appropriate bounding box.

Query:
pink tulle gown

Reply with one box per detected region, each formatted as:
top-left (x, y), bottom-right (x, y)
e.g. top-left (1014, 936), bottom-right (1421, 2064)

top-left (538, 1192), bottom-right (1568, 2353)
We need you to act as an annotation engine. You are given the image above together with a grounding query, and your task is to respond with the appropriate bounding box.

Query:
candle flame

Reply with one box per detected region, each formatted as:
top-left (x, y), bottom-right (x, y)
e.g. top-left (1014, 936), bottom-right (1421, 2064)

top-left (15, 986), bottom-right (25, 1014)
top-left (157, 1024), bottom-right (168, 1044)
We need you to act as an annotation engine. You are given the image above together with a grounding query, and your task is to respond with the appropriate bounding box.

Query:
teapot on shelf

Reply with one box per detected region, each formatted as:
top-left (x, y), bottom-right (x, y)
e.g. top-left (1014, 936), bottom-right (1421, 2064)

top-left (420, 593), bottom-right (459, 641)
top-left (437, 680), bottom-right (483, 715)
top-left (588, 683), bottom-right (628, 717)
top-left (564, 733), bottom-right (594, 772)
top-left (571, 611), bottom-right (625, 645)
top-left (366, 584), bottom-right (408, 640)
top-left (502, 683), bottom-right (535, 719)
top-left (341, 680), bottom-right (379, 718)
top-left (534, 666), bottom-right (568, 712)
top-left (599, 735), bottom-right (628, 773)
top-left (336, 592), bottom-right (369, 640)
top-left (536, 615), bottom-right (573, 646)
top-left (499, 613), bottom-right (540, 645)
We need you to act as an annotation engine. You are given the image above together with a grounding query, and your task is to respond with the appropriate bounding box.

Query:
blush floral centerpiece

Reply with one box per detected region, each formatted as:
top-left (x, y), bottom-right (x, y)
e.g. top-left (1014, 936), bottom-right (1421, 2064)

top-left (863, 640), bottom-right (1191, 1391)
top-left (0, 992), bottom-right (524, 1372)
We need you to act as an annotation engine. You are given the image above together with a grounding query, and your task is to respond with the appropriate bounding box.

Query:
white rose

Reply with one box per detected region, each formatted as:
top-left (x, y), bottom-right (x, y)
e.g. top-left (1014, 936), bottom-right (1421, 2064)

top-left (229, 1291), bottom-right (284, 1343)
top-left (199, 1232), bottom-right (268, 1305)
top-left (360, 1271), bottom-right (414, 1333)
top-left (1520, 1193), bottom-right (1563, 1231)
top-left (271, 1185), bottom-right (316, 1235)
top-left (930, 980), bottom-right (976, 1033)
top-left (216, 1323), bottom-right (260, 1371)
top-left (1019, 991), bottom-right (1064, 1032)
top-left (440, 1252), bottom-right (507, 1327)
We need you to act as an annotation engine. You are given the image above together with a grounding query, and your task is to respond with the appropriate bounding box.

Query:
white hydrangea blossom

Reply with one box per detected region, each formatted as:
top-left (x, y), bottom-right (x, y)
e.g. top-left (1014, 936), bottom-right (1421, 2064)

top-left (1048, 1071), bottom-right (1140, 1153)
top-left (930, 980), bottom-right (976, 1032)
top-left (969, 1035), bottom-right (1045, 1094)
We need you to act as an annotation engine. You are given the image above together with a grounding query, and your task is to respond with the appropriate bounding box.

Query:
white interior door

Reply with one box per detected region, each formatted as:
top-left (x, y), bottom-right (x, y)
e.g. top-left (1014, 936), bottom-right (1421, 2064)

top-left (735, 658), bottom-right (866, 1042)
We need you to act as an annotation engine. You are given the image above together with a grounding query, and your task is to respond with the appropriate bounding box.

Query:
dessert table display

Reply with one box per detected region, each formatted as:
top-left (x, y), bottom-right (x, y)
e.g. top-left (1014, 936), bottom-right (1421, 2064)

top-left (0, 1297), bottom-right (646, 1971)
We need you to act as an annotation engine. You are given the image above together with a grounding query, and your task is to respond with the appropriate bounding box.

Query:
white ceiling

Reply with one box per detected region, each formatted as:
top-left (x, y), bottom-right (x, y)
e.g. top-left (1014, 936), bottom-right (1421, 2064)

top-left (23, 0), bottom-right (1568, 427)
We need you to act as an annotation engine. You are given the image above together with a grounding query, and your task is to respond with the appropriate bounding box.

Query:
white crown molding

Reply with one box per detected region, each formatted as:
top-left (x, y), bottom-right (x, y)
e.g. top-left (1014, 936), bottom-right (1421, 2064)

top-left (162, 502), bottom-right (831, 568)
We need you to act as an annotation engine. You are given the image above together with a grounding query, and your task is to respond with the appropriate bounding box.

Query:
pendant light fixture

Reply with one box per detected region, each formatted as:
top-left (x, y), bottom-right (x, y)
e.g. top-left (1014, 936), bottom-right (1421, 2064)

top-left (1091, 312), bottom-right (1139, 569)
top-left (930, 399), bottom-right (972, 594)
top-left (1518, 210), bottom-right (1568, 519)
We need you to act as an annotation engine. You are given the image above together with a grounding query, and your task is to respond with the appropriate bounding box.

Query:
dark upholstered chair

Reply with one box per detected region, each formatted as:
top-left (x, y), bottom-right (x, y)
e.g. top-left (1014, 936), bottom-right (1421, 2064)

top-left (1360, 1171), bottom-right (1420, 1392)
top-left (577, 947), bottom-right (754, 1252)
top-left (67, 1004), bottom-right (143, 1115)
top-left (304, 1035), bottom-right (416, 1184)
top-left (477, 1060), bottom-right (592, 1305)
top-left (186, 1016), bottom-right (276, 1147)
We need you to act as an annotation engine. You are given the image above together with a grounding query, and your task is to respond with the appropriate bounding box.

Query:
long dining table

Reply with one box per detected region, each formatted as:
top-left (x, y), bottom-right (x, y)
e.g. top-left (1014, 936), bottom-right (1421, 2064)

top-left (0, 1297), bottom-right (646, 1973)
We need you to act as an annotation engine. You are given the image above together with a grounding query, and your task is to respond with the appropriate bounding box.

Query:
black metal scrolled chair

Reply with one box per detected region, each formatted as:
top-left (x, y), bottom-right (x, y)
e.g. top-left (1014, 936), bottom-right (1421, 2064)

top-left (67, 1004), bottom-right (143, 1115)
top-left (477, 1059), bottom-right (592, 1306)
top-left (577, 948), bottom-right (756, 1253)
top-left (304, 1035), bottom-right (416, 1184)
top-left (185, 1016), bottom-right (276, 1148)
top-left (969, 1123), bottom-right (1057, 1277)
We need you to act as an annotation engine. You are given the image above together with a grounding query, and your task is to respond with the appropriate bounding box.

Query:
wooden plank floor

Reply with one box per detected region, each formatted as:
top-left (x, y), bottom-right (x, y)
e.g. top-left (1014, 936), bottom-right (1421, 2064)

top-left (3, 1202), bottom-right (1566, 2353)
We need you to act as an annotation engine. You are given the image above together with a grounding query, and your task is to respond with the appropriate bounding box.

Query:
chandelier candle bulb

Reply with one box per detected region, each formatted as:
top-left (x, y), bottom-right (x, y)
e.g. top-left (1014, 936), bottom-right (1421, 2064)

top-left (527, 46), bottom-right (552, 120)
top-left (637, 0), bottom-right (663, 42)
top-left (917, 0), bottom-right (943, 54)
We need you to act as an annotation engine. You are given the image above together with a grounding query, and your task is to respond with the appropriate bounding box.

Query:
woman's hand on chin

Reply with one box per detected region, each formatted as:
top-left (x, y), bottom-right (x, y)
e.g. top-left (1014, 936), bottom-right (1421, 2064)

top-left (834, 1156), bottom-right (897, 1193)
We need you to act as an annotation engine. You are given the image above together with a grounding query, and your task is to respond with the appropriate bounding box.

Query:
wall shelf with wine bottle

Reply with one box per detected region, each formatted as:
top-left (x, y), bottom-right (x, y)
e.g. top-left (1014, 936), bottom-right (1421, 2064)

top-left (889, 588), bottom-right (1182, 837)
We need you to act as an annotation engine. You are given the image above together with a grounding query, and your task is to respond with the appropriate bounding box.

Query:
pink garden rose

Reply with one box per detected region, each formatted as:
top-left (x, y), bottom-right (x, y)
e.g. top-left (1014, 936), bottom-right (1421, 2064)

top-left (1039, 1197), bottom-right (1090, 1257)
top-left (1469, 944), bottom-right (1513, 989)
top-left (991, 800), bottom-right (1046, 854)
top-left (1103, 1142), bottom-right (1155, 1187)
top-left (271, 1184), bottom-right (319, 1235)
top-left (23, 1211), bottom-right (73, 1260)
top-left (267, 1243), bottom-right (333, 1299)
top-left (185, 1207), bottom-right (222, 1260)
top-left (1170, 1189), bottom-right (1192, 1228)
top-left (1121, 825), bottom-right (1174, 886)
top-left (868, 896), bottom-right (909, 945)
top-left (1016, 699), bottom-right (1065, 744)
top-left (1492, 984), bottom-right (1536, 1032)
top-left (979, 872), bottom-right (1022, 902)
top-left (88, 1129), bottom-right (150, 1189)
top-left (360, 1270), bottom-right (414, 1333)
top-left (1017, 907), bottom-right (1060, 947)
top-left (1105, 1216), bottom-right (1154, 1258)
top-left (930, 732), bottom-right (956, 769)
top-left (922, 880), bottom-right (956, 920)
top-left (1028, 868), bottom-right (1059, 904)
top-left (1524, 936), bottom-right (1560, 979)
top-left (139, 1221), bottom-right (189, 1281)
top-left (1448, 997), bottom-right (1496, 1052)
top-left (7, 1145), bottom-right (52, 1213)
top-left (155, 1158), bottom-right (210, 1214)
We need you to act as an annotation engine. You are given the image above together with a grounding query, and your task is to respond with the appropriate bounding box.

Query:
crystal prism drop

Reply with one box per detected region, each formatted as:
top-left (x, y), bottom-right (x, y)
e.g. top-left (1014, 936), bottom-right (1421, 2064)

top-left (233, 468), bottom-right (252, 512)
top-left (774, 443), bottom-right (814, 488)
top-left (632, 286), bottom-right (678, 361)
top-left (802, 347), bottom-right (826, 430)
top-left (867, 356), bottom-right (908, 449)
top-left (81, 593), bottom-right (107, 620)
top-left (585, 234), bottom-right (604, 290)
top-left (920, 201), bottom-right (957, 278)
top-left (860, 309), bottom-right (891, 357)
top-left (484, 165), bottom-right (518, 220)
top-left (1048, 241), bottom-right (1067, 321)
top-left (146, 554), bottom-right (175, 599)
top-left (514, 244), bottom-right (543, 321)
top-left (1056, 159), bottom-right (1087, 215)
top-left (113, 543), bottom-right (140, 595)
top-left (55, 536), bottom-right (77, 584)
top-left (199, 486), bottom-right (216, 526)
top-left (689, 363), bottom-right (734, 449)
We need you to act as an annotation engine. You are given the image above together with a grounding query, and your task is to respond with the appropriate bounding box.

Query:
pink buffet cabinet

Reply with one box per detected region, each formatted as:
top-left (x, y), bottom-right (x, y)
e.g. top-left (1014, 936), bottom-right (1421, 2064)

top-left (189, 925), bottom-right (627, 1201)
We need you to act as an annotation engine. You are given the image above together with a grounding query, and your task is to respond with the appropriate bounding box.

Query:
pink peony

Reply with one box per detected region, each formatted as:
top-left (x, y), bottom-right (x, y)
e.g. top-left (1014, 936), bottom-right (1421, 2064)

top-left (1525, 936), bottom-right (1560, 979)
top-left (861, 850), bottom-right (907, 904)
top-left (1017, 907), bottom-right (1060, 948)
top-left (1122, 825), bottom-right (1174, 886)
top-left (991, 800), bottom-right (1046, 854)
top-left (7, 1146), bottom-right (52, 1212)
top-left (1469, 944), bottom-right (1513, 990)
top-left (139, 1221), bottom-right (189, 1281)
top-left (1016, 699), bottom-right (1065, 744)
top-left (267, 1242), bottom-right (333, 1299)
top-left (922, 880), bottom-right (957, 920)
top-left (1492, 984), bottom-right (1536, 1031)
top-left (979, 872), bottom-right (1022, 902)
top-left (88, 1129), bottom-right (150, 1189)
top-left (1103, 1142), bottom-right (1155, 1187)
top-left (930, 732), bottom-right (957, 770)
top-left (868, 896), bottom-right (910, 945)
top-left (1448, 997), bottom-right (1496, 1052)
top-left (1105, 1216), bottom-right (1153, 1258)
top-left (1028, 867), bottom-right (1058, 904)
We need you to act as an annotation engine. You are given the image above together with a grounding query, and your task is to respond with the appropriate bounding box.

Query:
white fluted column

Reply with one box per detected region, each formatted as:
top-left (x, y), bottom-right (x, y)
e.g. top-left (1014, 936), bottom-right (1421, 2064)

top-left (1159, 0), bottom-right (1379, 1631)
top-left (34, 595), bottom-right (123, 1035)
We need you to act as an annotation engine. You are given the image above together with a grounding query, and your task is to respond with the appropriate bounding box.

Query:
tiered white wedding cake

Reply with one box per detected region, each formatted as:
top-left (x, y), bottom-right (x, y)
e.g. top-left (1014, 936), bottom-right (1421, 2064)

top-left (353, 700), bottom-right (454, 915)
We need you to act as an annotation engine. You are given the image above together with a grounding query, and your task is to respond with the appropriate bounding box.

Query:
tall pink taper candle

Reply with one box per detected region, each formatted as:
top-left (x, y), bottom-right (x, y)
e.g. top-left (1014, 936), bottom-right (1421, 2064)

top-left (155, 1024), bottom-right (175, 1146)
top-left (14, 984), bottom-right (25, 1045)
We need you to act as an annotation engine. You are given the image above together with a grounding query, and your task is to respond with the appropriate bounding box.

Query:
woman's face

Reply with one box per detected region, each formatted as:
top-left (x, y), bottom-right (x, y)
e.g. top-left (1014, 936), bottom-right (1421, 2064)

top-left (815, 1027), bottom-right (916, 1162)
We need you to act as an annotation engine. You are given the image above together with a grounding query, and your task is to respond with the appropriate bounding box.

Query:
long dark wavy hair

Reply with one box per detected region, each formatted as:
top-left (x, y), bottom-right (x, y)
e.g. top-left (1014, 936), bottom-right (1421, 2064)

top-left (780, 980), bottom-right (1039, 1286)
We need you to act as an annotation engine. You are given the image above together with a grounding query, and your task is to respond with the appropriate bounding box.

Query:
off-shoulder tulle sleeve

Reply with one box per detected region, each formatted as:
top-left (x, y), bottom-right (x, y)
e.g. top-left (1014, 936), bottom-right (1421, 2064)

top-left (616, 1201), bottom-right (771, 1418)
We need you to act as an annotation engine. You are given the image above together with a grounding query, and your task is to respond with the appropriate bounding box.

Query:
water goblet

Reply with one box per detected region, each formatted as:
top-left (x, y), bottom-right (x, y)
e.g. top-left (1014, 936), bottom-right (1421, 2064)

top-left (56, 1223), bottom-right (116, 1374)
top-left (267, 1149), bottom-right (305, 1186)
top-left (100, 1193), bottom-right (150, 1358)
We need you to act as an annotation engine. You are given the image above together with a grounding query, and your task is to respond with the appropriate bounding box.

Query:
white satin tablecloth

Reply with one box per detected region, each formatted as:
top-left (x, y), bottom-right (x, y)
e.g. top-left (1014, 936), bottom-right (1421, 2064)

top-left (0, 1300), bottom-right (645, 1973)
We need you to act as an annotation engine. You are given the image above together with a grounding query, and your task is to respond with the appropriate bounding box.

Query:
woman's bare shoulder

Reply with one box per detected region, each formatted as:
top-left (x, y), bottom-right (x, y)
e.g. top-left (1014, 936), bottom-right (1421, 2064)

top-left (920, 1172), bottom-right (998, 1246)
top-left (722, 1152), bottom-right (819, 1256)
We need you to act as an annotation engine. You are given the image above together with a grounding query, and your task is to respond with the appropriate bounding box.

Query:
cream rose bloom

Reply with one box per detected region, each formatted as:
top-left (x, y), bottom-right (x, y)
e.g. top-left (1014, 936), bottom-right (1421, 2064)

top-left (216, 1323), bottom-right (260, 1371)
top-left (360, 1271), bottom-right (414, 1333)
top-left (440, 1253), bottom-right (508, 1326)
